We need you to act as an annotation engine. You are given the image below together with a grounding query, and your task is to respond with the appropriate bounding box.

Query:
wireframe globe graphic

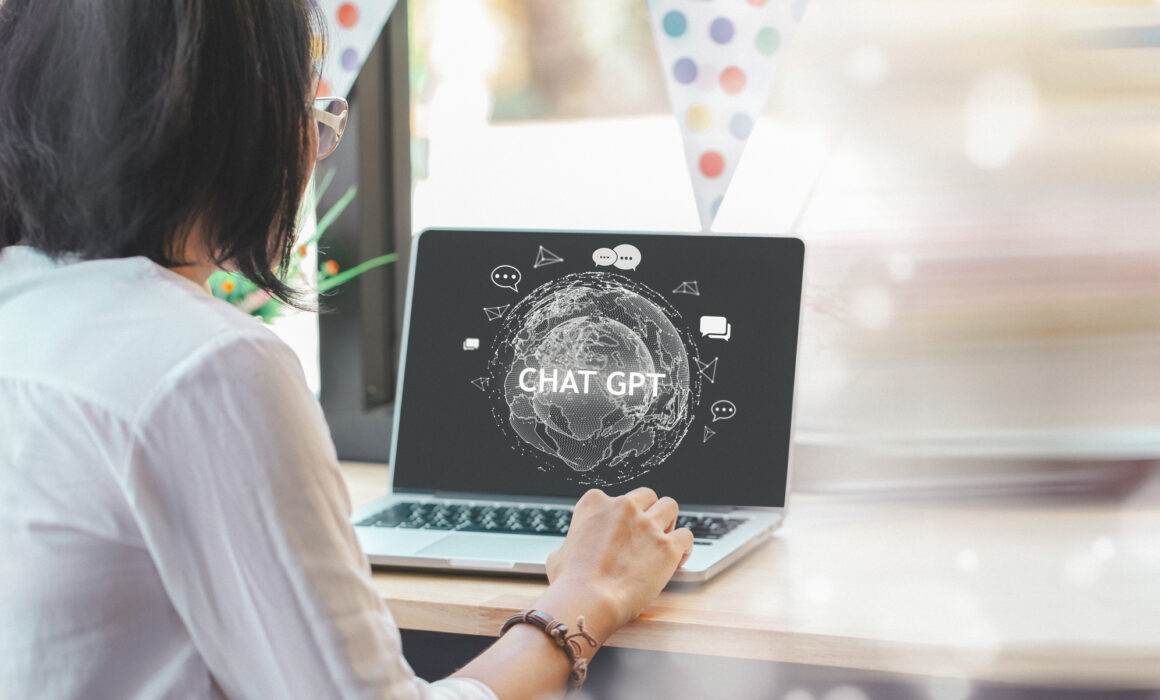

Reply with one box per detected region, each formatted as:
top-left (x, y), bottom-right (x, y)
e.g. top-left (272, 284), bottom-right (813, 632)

top-left (487, 272), bottom-right (699, 486)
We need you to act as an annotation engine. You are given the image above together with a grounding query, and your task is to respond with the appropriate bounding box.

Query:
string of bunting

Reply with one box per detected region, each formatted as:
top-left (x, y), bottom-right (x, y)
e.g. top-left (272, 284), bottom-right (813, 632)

top-left (314, 0), bottom-right (808, 232)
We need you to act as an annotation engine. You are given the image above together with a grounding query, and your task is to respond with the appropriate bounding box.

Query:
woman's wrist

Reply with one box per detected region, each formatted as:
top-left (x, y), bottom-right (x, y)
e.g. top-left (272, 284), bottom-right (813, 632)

top-left (533, 577), bottom-right (621, 652)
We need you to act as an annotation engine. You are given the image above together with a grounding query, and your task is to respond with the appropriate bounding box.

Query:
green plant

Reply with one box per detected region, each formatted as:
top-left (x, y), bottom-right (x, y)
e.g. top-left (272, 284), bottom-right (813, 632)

top-left (209, 170), bottom-right (397, 322)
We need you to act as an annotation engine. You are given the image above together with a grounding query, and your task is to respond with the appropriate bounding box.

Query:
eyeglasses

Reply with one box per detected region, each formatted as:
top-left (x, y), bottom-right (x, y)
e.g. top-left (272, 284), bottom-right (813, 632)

top-left (313, 96), bottom-right (348, 160)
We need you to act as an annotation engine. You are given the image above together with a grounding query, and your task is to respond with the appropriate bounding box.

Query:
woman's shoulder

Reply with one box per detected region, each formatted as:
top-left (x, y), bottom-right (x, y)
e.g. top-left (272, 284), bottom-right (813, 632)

top-left (0, 248), bottom-right (295, 422)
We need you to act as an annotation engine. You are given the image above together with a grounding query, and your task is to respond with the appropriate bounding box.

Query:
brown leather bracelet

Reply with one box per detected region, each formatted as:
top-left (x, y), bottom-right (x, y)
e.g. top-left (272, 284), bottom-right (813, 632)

top-left (499, 609), bottom-right (598, 690)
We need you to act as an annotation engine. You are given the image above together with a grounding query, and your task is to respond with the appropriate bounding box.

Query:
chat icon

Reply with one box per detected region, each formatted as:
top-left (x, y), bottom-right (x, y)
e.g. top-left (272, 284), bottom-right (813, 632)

top-left (491, 265), bottom-right (521, 292)
top-left (710, 400), bottom-right (737, 422)
top-left (462, 337), bottom-right (480, 351)
top-left (613, 243), bottom-right (641, 271)
top-left (592, 247), bottom-right (616, 267)
top-left (699, 315), bottom-right (732, 341)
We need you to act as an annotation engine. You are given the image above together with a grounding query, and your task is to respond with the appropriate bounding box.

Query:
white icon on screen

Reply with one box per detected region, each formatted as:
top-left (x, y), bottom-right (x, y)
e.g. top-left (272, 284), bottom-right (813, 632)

top-left (490, 265), bottom-right (522, 292)
top-left (612, 244), bottom-right (641, 271)
top-left (592, 244), bottom-right (642, 271)
top-left (463, 338), bottom-right (480, 351)
top-left (533, 246), bottom-right (564, 269)
top-left (482, 304), bottom-right (510, 322)
top-left (696, 356), bottom-right (718, 383)
top-left (710, 400), bottom-right (737, 422)
top-left (699, 315), bottom-right (732, 341)
top-left (592, 247), bottom-right (616, 266)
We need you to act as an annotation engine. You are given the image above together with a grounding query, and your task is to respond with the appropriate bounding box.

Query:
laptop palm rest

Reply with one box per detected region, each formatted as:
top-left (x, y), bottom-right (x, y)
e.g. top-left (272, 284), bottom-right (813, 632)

top-left (417, 533), bottom-right (561, 566)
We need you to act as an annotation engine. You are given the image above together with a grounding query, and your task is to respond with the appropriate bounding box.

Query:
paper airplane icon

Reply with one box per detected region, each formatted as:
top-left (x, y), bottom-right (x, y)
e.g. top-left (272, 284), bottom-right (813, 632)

top-left (482, 304), bottom-right (510, 321)
top-left (672, 281), bottom-right (700, 296)
top-left (703, 426), bottom-right (716, 443)
top-left (696, 357), bottom-right (719, 384)
top-left (470, 377), bottom-right (488, 392)
top-left (533, 246), bottom-right (564, 269)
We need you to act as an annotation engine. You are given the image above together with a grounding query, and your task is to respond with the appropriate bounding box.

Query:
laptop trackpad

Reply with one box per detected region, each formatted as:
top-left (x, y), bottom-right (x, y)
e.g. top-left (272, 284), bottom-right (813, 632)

top-left (418, 534), bottom-right (561, 563)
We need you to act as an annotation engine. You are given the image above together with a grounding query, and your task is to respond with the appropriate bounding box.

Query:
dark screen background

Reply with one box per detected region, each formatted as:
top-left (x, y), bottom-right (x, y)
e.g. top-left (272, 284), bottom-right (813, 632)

top-left (391, 229), bottom-right (803, 507)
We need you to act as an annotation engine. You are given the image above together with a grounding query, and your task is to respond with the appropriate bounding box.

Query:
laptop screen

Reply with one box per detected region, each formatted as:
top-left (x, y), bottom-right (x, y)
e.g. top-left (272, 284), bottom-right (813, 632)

top-left (391, 230), bottom-right (803, 508)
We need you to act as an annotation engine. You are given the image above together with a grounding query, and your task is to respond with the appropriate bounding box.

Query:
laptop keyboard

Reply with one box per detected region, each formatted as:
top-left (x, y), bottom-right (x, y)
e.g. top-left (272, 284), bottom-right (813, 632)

top-left (356, 502), bottom-right (747, 542)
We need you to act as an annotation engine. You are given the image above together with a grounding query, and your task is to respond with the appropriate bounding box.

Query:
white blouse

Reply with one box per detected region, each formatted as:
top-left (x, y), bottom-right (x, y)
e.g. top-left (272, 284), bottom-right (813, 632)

top-left (0, 246), bottom-right (495, 699)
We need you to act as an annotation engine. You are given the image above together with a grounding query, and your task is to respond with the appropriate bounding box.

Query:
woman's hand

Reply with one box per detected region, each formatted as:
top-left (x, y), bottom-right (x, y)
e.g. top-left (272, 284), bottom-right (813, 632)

top-left (542, 487), bottom-right (695, 641)
top-left (450, 487), bottom-right (692, 698)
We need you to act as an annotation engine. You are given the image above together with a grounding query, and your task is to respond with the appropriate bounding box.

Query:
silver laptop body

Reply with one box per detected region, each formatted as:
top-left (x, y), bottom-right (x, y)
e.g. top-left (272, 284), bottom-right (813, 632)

top-left (354, 229), bottom-right (804, 582)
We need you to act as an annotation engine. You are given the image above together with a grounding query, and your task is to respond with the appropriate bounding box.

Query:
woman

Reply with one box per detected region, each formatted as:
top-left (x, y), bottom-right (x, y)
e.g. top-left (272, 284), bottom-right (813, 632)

top-left (0, 2), bottom-right (693, 698)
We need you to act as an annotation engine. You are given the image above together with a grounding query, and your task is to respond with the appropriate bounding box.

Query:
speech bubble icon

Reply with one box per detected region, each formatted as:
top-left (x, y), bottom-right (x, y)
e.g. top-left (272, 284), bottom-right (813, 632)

top-left (490, 265), bottom-right (521, 292)
top-left (592, 247), bottom-right (616, 267)
top-left (700, 316), bottom-right (729, 336)
top-left (710, 399), bottom-right (737, 422)
top-left (613, 243), bottom-right (641, 271)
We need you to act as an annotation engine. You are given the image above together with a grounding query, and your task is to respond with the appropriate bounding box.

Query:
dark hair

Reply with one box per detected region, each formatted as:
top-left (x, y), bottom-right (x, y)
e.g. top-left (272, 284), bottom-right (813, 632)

top-left (0, 0), bottom-right (324, 306)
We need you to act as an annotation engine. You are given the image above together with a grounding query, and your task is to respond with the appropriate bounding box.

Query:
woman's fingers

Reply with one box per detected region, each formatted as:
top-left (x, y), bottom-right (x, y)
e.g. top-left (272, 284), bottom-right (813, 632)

top-left (645, 496), bottom-right (680, 531)
top-left (623, 486), bottom-right (659, 510)
top-left (670, 527), bottom-right (695, 566)
top-left (670, 526), bottom-right (694, 552)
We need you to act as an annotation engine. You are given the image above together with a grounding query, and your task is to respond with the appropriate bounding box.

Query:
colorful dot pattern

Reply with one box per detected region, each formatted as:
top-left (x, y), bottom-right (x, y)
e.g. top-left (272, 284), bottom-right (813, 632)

top-left (756, 27), bottom-right (781, 55)
top-left (699, 151), bottom-right (725, 178)
top-left (647, 0), bottom-right (806, 230)
top-left (314, 1), bottom-right (395, 99)
top-left (673, 57), bottom-right (697, 84)
top-left (686, 104), bottom-right (712, 132)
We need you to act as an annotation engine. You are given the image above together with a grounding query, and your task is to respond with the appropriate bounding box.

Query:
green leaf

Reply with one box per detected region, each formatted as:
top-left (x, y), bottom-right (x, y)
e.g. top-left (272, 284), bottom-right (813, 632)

top-left (313, 168), bottom-right (337, 209)
top-left (317, 252), bottom-right (398, 292)
top-left (309, 185), bottom-right (357, 246)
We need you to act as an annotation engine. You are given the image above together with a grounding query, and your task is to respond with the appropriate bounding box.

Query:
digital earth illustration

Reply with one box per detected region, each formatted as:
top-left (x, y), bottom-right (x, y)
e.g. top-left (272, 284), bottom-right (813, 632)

top-left (486, 272), bottom-right (700, 486)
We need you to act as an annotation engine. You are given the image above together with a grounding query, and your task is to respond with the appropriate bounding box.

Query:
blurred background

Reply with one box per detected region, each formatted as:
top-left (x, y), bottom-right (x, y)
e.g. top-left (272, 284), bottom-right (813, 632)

top-left (400, 0), bottom-right (1160, 497)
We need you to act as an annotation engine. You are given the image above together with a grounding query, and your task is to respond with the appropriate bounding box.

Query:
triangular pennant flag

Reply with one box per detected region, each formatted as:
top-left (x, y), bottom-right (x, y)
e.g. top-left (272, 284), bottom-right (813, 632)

top-left (647, 0), bottom-right (807, 231)
top-left (314, 1), bottom-right (400, 98)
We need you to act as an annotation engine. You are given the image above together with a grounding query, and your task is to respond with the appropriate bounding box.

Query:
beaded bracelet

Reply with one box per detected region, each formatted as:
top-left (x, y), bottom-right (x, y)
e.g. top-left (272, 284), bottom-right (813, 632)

top-left (499, 609), bottom-right (599, 690)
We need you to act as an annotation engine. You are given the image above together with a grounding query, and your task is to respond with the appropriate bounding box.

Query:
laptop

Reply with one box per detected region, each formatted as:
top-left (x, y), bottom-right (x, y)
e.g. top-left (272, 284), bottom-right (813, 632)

top-left (352, 229), bottom-right (804, 582)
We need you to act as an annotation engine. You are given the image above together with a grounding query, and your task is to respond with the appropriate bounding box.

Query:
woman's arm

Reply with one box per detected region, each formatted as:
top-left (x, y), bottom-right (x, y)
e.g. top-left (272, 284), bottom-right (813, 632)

top-left (130, 332), bottom-right (690, 699)
top-left (452, 488), bottom-right (693, 698)
top-left (128, 333), bottom-right (490, 698)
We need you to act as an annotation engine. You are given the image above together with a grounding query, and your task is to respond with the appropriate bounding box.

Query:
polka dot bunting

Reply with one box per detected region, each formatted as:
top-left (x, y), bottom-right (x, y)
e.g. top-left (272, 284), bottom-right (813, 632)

top-left (647, 0), bottom-right (808, 230)
top-left (686, 104), bottom-right (712, 132)
top-left (337, 3), bottom-right (359, 29)
top-left (719, 66), bottom-right (746, 94)
top-left (729, 113), bottom-right (754, 139)
top-left (756, 27), bottom-right (781, 55)
top-left (313, 0), bottom-right (397, 99)
top-left (695, 63), bottom-right (719, 92)
top-left (710, 18), bottom-right (734, 44)
top-left (673, 57), bottom-right (697, 84)
top-left (699, 151), bottom-right (725, 178)
top-left (663, 10), bottom-right (687, 38)
top-left (341, 48), bottom-right (360, 72)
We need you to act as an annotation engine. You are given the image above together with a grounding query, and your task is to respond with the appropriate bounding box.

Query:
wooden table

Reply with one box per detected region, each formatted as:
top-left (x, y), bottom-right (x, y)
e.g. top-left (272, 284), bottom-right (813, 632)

top-left (342, 462), bottom-right (1160, 690)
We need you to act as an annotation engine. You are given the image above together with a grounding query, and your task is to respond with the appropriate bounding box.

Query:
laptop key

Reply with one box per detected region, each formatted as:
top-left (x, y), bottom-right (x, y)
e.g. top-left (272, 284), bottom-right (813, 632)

top-left (357, 502), bottom-right (743, 541)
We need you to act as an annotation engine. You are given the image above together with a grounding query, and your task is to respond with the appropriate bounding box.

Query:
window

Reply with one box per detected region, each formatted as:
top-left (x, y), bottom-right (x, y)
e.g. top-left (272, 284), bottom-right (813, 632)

top-left (391, 0), bottom-right (1160, 489)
